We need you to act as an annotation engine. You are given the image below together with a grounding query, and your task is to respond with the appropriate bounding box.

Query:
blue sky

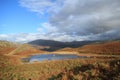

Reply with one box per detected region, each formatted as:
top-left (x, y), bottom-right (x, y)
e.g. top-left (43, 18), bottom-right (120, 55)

top-left (0, 0), bottom-right (47, 34)
top-left (0, 0), bottom-right (120, 42)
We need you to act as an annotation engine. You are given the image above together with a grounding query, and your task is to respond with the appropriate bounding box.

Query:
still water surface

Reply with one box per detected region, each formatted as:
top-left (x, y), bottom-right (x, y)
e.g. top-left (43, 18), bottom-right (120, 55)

top-left (23, 54), bottom-right (87, 63)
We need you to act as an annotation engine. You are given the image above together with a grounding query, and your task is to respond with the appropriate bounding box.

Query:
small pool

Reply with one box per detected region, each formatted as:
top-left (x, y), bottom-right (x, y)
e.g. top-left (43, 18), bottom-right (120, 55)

top-left (22, 54), bottom-right (88, 63)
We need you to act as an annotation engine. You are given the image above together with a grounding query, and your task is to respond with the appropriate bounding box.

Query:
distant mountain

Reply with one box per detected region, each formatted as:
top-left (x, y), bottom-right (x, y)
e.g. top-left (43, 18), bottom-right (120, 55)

top-left (28, 39), bottom-right (99, 51)
top-left (28, 39), bottom-right (65, 47)
top-left (1, 40), bottom-right (119, 55)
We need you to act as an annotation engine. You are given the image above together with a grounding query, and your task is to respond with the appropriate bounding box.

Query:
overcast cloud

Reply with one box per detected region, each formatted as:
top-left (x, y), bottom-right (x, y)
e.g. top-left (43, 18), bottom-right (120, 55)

top-left (1, 0), bottom-right (120, 42)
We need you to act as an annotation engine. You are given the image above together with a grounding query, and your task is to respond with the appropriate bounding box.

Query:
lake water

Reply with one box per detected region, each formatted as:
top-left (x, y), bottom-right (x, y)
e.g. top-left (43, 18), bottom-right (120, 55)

top-left (22, 54), bottom-right (88, 63)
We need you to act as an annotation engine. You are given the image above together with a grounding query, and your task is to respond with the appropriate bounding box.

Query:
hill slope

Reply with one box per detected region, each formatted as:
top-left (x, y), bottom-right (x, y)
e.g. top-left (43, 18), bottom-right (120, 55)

top-left (9, 44), bottom-right (44, 56)
top-left (0, 40), bottom-right (17, 54)
top-left (57, 41), bottom-right (120, 55)
top-left (79, 41), bottom-right (120, 55)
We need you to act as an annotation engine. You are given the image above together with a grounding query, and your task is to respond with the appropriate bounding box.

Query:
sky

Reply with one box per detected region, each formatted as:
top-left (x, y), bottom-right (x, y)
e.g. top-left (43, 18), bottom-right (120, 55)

top-left (0, 0), bottom-right (120, 42)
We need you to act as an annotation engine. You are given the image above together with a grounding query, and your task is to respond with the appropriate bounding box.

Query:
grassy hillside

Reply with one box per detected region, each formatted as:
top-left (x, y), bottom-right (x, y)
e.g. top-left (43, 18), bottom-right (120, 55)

top-left (57, 47), bottom-right (78, 52)
top-left (0, 40), bottom-right (17, 54)
top-left (0, 40), bottom-right (46, 56)
top-left (0, 40), bottom-right (120, 80)
top-left (49, 59), bottom-right (120, 80)
top-left (58, 41), bottom-right (120, 55)
top-left (0, 54), bottom-right (119, 80)
top-left (79, 41), bottom-right (120, 55)
top-left (9, 44), bottom-right (45, 56)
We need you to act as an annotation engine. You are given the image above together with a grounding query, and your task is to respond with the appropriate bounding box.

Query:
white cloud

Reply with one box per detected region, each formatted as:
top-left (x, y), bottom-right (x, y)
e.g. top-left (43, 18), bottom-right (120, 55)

top-left (49, 0), bottom-right (120, 35)
top-left (0, 32), bottom-right (90, 42)
top-left (3, 0), bottom-right (120, 42)
top-left (37, 22), bottom-right (58, 33)
top-left (19, 0), bottom-right (63, 15)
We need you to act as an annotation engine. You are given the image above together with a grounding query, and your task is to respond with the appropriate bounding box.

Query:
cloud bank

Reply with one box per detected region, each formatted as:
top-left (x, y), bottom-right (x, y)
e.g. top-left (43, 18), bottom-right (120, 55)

top-left (1, 0), bottom-right (120, 42)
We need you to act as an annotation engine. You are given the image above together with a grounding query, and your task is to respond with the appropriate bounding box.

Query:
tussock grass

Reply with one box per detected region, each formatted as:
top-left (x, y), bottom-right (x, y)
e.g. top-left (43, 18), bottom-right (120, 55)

top-left (0, 54), bottom-right (119, 80)
top-left (49, 59), bottom-right (120, 80)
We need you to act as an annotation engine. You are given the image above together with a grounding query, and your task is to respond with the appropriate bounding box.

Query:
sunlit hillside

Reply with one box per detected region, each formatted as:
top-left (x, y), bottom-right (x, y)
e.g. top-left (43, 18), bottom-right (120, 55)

top-left (79, 41), bottom-right (120, 55)
top-left (1, 0), bottom-right (120, 80)
top-left (57, 41), bottom-right (120, 55)
top-left (0, 40), bottom-right (120, 80)
top-left (0, 40), bottom-right (17, 54)
top-left (9, 44), bottom-right (45, 56)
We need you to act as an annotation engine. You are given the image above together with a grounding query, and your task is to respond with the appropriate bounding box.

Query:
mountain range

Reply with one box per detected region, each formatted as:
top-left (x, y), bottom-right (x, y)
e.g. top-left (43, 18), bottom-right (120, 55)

top-left (28, 39), bottom-right (100, 51)
top-left (0, 39), bottom-right (120, 56)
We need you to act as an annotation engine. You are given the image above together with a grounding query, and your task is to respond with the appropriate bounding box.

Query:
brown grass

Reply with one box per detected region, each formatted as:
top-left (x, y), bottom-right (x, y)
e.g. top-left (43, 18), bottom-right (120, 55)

top-left (79, 41), bottom-right (120, 55)
top-left (49, 59), bottom-right (120, 80)
top-left (57, 41), bottom-right (120, 55)
top-left (9, 44), bottom-right (45, 56)
top-left (0, 41), bottom-right (17, 54)
top-left (0, 54), bottom-right (119, 80)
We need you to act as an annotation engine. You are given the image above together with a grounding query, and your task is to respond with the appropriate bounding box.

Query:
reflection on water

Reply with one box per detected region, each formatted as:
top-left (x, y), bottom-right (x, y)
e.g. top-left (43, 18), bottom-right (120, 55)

top-left (22, 54), bottom-right (87, 63)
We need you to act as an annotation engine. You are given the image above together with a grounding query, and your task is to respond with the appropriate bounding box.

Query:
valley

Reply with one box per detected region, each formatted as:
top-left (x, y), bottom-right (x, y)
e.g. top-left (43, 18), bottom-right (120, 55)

top-left (0, 40), bottom-right (120, 80)
top-left (1, 0), bottom-right (120, 80)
